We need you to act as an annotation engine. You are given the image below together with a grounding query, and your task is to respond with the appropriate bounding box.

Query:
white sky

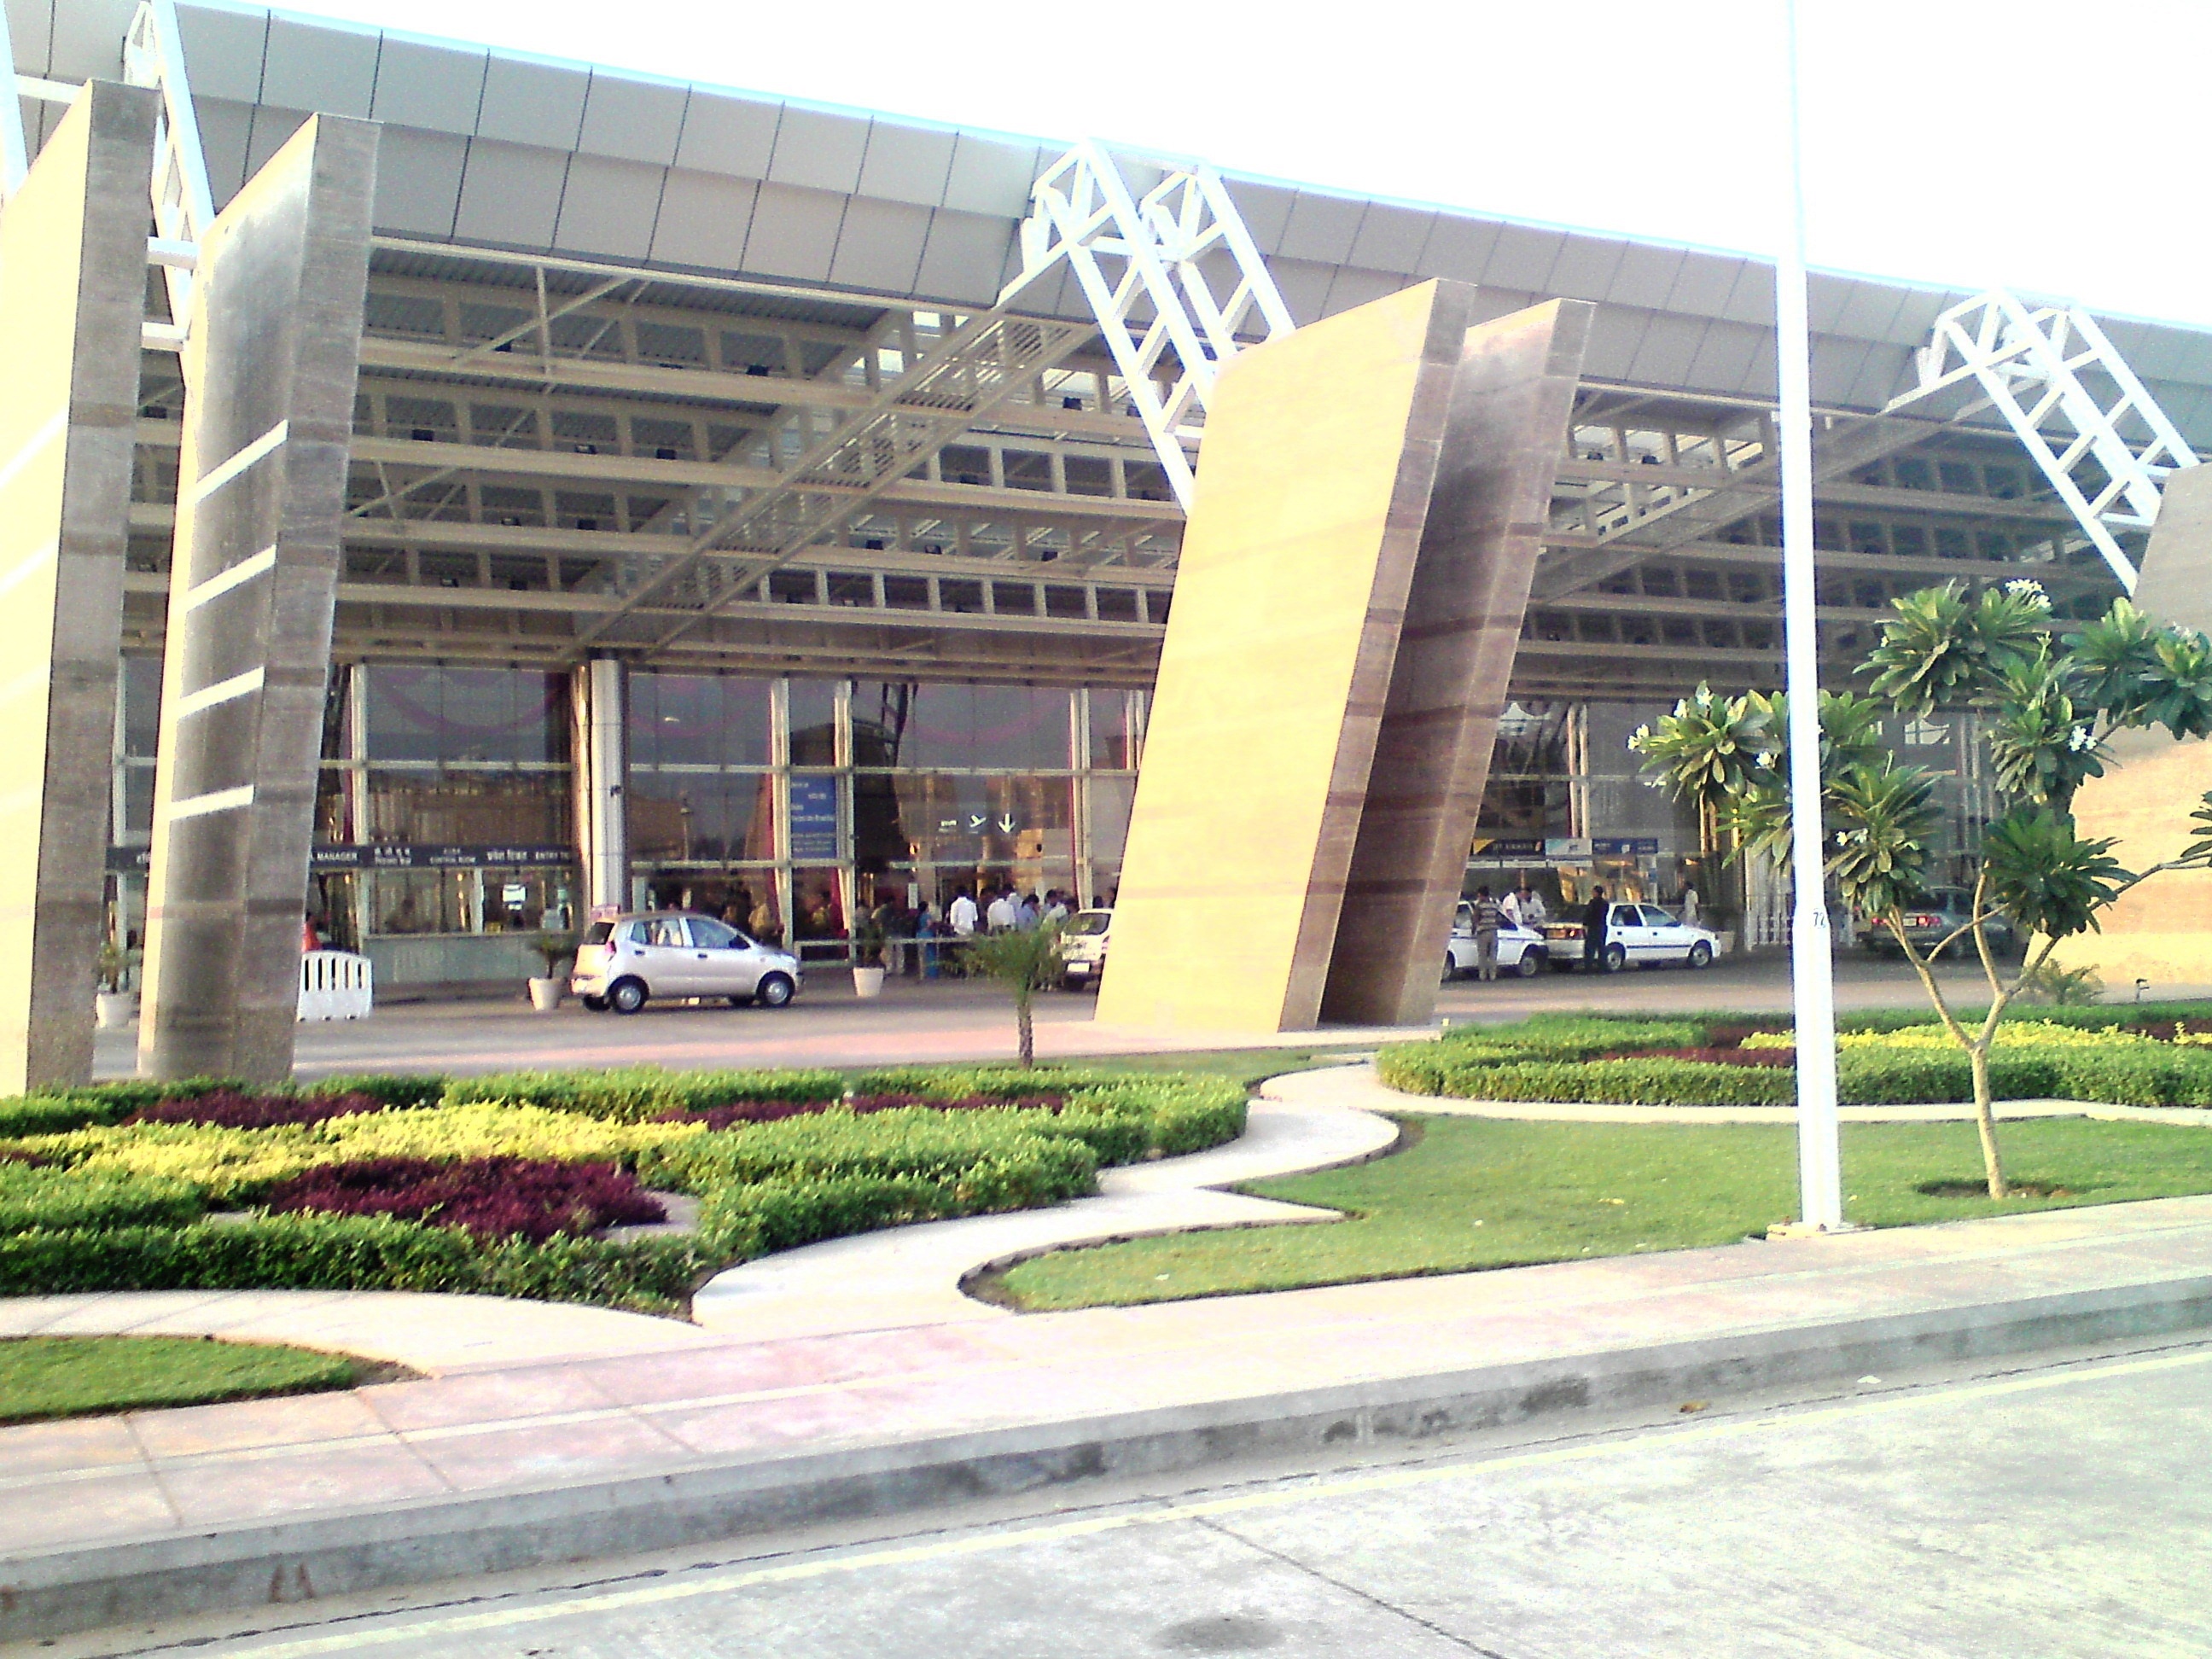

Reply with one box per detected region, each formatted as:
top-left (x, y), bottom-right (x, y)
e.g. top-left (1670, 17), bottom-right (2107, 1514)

top-left (263, 0), bottom-right (2212, 329)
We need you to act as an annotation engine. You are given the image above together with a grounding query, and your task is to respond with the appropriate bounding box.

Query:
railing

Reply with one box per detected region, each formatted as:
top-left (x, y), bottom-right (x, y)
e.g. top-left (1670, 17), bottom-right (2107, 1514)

top-left (299, 951), bottom-right (374, 1022)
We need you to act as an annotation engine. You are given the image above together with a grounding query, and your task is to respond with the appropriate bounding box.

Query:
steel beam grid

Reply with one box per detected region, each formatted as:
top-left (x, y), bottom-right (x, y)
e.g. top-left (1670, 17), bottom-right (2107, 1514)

top-left (121, 0), bottom-right (212, 349)
top-left (1000, 142), bottom-right (1295, 509)
top-left (1886, 289), bottom-right (2200, 592)
top-left (566, 310), bottom-right (1095, 655)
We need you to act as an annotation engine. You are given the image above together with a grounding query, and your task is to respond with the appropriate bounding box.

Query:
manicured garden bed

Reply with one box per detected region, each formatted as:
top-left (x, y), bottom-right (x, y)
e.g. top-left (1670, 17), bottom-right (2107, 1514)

top-left (0, 1335), bottom-right (386, 1425)
top-left (985, 1115), bottom-right (2212, 1310)
top-left (1380, 1007), bottom-right (2212, 1108)
top-left (0, 1064), bottom-right (1246, 1314)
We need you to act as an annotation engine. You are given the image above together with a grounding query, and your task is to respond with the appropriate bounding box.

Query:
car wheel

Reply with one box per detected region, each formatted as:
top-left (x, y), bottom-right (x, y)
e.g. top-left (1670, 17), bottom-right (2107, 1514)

top-left (607, 978), bottom-right (647, 1015)
top-left (754, 972), bottom-right (795, 1008)
top-left (1604, 943), bottom-right (1627, 972)
top-left (580, 993), bottom-right (607, 1011)
top-left (1516, 950), bottom-right (1543, 979)
top-left (1687, 940), bottom-right (1714, 969)
top-left (1442, 952), bottom-right (1458, 981)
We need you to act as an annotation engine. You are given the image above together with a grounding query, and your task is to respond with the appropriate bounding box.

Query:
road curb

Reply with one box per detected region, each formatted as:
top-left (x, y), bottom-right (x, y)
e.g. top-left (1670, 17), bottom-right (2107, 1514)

top-left (8, 1271), bottom-right (2212, 1642)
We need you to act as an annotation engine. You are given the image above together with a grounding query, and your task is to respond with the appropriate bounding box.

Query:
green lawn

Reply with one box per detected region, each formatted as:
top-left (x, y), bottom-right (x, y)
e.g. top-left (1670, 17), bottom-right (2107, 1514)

top-left (0, 1336), bottom-right (370, 1425)
top-left (987, 1116), bottom-right (2212, 1311)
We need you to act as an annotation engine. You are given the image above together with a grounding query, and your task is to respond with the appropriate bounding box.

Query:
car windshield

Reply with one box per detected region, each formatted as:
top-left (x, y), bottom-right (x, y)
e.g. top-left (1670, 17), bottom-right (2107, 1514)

top-left (583, 922), bottom-right (614, 946)
top-left (1063, 911), bottom-right (1111, 936)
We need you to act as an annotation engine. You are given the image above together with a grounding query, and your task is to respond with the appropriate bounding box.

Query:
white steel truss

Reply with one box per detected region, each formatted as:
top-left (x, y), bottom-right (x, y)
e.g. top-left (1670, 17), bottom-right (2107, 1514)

top-left (124, 0), bottom-right (214, 352)
top-left (1000, 141), bottom-right (1295, 510)
top-left (1886, 289), bottom-right (2198, 591)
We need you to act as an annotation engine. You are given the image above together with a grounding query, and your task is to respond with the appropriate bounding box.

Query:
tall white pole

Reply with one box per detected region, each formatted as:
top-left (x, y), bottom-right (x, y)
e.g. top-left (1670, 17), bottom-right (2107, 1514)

top-left (1776, 0), bottom-right (1844, 1231)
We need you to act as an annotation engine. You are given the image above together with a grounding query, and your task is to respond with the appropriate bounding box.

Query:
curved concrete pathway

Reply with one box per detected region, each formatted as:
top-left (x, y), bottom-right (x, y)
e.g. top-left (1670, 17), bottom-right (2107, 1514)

top-left (690, 1069), bottom-right (1400, 1338)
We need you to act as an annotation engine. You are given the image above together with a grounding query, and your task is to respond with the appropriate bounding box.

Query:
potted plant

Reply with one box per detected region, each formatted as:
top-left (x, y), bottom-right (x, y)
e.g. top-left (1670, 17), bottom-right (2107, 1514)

top-left (851, 914), bottom-right (888, 999)
top-left (96, 941), bottom-right (139, 1029)
top-left (528, 932), bottom-right (574, 1012)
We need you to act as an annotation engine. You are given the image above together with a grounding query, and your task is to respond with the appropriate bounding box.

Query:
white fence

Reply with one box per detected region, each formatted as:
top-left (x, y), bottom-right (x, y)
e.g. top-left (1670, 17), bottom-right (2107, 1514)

top-left (298, 950), bottom-right (373, 1022)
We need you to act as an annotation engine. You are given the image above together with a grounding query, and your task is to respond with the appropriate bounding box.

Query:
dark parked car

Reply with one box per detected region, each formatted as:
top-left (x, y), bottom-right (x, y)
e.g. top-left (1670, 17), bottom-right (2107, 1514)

top-left (1859, 888), bottom-right (2021, 959)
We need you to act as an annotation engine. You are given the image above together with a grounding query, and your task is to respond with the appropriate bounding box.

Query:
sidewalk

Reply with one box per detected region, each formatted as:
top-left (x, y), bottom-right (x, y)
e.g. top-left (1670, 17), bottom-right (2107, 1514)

top-left (8, 1073), bottom-right (2212, 1640)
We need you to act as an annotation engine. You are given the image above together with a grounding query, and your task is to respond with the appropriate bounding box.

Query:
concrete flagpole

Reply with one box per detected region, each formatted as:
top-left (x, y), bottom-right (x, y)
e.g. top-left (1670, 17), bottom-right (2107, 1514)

top-left (1776, 0), bottom-right (1845, 1231)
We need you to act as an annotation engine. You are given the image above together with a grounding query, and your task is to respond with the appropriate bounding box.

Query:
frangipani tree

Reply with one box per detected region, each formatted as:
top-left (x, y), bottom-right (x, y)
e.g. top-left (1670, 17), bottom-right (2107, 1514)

top-left (1633, 580), bottom-right (2212, 1199)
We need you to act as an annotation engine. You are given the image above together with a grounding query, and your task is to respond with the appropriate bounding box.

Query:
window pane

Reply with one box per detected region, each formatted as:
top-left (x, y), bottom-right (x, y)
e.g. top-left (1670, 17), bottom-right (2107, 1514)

top-left (628, 772), bottom-right (769, 862)
top-left (687, 917), bottom-right (738, 949)
top-left (364, 771), bottom-right (570, 845)
top-left (853, 683), bottom-right (1071, 770)
top-left (364, 666), bottom-right (568, 764)
top-left (789, 679), bottom-right (840, 765)
top-left (627, 672), bottom-right (773, 767)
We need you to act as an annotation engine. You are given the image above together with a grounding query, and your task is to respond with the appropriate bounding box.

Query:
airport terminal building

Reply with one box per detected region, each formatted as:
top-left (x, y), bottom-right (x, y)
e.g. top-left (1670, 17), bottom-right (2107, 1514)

top-left (13, 0), bottom-right (2212, 992)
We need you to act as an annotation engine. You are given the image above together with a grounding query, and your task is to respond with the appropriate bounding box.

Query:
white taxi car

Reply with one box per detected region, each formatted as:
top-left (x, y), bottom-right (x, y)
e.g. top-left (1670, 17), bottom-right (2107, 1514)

top-left (1443, 901), bottom-right (1549, 979)
top-left (571, 911), bottom-right (802, 1013)
top-left (1542, 902), bottom-right (1721, 971)
top-left (1056, 909), bottom-right (1111, 990)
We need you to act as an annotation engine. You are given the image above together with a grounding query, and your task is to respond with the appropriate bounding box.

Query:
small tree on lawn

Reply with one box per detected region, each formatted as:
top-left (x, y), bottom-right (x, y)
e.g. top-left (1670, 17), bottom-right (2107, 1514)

top-left (1634, 579), bottom-right (2212, 1200)
top-left (962, 920), bottom-right (1065, 1067)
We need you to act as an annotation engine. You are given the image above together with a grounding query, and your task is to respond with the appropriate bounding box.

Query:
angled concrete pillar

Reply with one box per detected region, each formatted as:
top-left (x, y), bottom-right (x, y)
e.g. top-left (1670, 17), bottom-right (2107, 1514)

top-left (1096, 282), bottom-right (1587, 1033)
top-left (2051, 465), bottom-right (2212, 990)
top-left (0, 82), bottom-right (160, 1092)
top-left (139, 115), bottom-right (376, 1081)
top-left (1319, 299), bottom-right (1590, 1025)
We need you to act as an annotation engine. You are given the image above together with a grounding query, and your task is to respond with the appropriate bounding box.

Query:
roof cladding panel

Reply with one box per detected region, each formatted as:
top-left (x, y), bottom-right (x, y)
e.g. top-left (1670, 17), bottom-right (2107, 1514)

top-left (375, 125), bottom-right (467, 238)
top-left (1275, 192), bottom-right (1366, 265)
top-left (911, 207), bottom-right (1016, 307)
top-left (259, 13), bottom-right (375, 117)
top-left (857, 126), bottom-right (958, 209)
top-left (453, 138), bottom-right (569, 249)
top-left (242, 104), bottom-right (309, 176)
top-left (1223, 180), bottom-right (1296, 256)
top-left (1267, 259), bottom-right (1336, 327)
top-left (1412, 214), bottom-right (1503, 282)
top-left (1347, 203), bottom-right (1433, 274)
top-left (193, 96), bottom-right (253, 202)
top-left (646, 169), bottom-right (757, 271)
top-left (674, 87), bottom-right (780, 176)
top-left (368, 37), bottom-right (486, 135)
top-left (1663, 252), bottom-right (1744, 320)
top-left (941, 133), bottom-right (1046, 218)
top-left (476, 54), bottom-right (588, 150)
top-left (1548, 234), bottom-right (1626, 302)
top-left (556, 154), bottom-right (667, 260)
top-left (1320, 266), bottom-right (1402, 317)
top-left (1605, 243), bottom-right (1685, 311)
top-left (767, 106), bottom-right (870, 195)
top-left (1577, 305), bottom-right (1650, 383)
top-left (829, 196), bottom-right (932, 294)
top-left (742, 182), bottom-right (847, 282)
top-left (1831, 280), bottom-right (1908, 343)
top-left (577, 74), bottom-right (687, 166)
top-left (1481, 224), bottom-right (1567, 290)
top-left (5, 0), bottom-right (54, 72)
top-left (171, 3), bottom-right (265, 99)
top-left (1685, 320), bottom-right (1763, 394)
top-left (1627, 313), bottom-right (1710, 386)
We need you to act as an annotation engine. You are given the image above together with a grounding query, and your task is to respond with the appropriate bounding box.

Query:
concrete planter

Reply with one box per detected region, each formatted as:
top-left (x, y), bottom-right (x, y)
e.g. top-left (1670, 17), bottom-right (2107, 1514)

top-left (527, 976), bottom-right (563, 1012)
top-left (95, 991), bottom-right (137, 1029)
top-left (851, 965), bottom-right (888, 999)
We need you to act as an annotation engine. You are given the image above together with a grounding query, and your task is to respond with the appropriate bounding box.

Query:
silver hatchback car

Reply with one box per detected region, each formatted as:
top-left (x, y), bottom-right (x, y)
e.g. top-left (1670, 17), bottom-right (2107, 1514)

top-left (571, 911), bottom-right (803, 1014)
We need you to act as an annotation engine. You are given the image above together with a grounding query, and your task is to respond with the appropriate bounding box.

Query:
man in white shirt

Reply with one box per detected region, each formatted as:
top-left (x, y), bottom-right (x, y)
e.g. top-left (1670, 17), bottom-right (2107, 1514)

top-left (1513, 882), bottom-right (1547, 930)
top-left (1042, 890), bottom-right (1069, 923)
top-left (985, 888), bottom-right (1016, 932)
top-left (947, 890), bottom-right (979, 937)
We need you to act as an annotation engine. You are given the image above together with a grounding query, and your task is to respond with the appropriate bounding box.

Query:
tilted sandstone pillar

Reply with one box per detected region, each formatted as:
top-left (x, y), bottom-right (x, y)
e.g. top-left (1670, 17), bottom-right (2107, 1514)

top-left (140, 116), bottom-right (376, 1081)
top-left (0, 83), bottom-right (160, 1091)
top-left (2052, 465), bottom-right (2212, 990)
top-left (1097, 282), bottom-right (1589, 1033)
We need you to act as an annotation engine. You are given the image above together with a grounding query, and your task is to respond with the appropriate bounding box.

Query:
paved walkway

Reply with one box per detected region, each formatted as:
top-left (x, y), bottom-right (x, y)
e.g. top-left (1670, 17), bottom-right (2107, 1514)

top-left (11, 1051), bottom-right (2212, 1575)
top-left (86, 952), bottom-right (2037, 1080)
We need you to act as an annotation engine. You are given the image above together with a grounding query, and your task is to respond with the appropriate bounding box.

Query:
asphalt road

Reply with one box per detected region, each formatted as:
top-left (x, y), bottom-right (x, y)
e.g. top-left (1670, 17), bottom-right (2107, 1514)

top-left (53, 1337), bottom-right (2212, 1659)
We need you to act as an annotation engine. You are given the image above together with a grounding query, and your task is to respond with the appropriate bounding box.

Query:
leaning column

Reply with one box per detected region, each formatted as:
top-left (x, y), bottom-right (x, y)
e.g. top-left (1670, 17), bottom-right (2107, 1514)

top-left (0, 83), bottom-right (161, 1091)
top-left (139, 116), bottom-right (376, 1082)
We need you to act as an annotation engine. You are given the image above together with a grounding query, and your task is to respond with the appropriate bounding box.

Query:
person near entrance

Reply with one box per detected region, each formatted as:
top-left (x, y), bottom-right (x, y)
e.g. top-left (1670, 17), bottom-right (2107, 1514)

top-left (1511, 880), bottom-right (1546, 931)
top-left (947, 889), bottom-right (979, 938)
top-left (1470, 885), bottom-right (1505, 981)
top-left (1582, 886), bottom-right (1611, 972)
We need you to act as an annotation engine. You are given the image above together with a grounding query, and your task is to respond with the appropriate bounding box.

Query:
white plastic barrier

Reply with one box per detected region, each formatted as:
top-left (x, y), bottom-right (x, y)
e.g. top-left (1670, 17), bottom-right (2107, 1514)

top-left (298, 950), bottom-right (374, 1022)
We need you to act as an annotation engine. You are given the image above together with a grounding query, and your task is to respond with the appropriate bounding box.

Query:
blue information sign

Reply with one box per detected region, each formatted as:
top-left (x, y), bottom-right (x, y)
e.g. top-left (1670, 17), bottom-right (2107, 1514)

top-left (789, 775), bottom-right (841, 860)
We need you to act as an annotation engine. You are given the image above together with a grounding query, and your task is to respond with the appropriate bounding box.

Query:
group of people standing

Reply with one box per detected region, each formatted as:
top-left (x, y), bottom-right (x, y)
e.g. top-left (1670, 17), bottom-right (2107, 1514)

top-left (940, 884), bottom-right (1078, 938)
top-left (1459, 881), bottom-right (1551, 981)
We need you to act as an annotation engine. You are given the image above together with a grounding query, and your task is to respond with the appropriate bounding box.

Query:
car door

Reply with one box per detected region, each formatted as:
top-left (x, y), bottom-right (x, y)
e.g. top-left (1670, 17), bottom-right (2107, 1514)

top-left (1636, 905), bottom-right (1691, 961)
top-left (632, 916), bottom-right (696, 995)
top-left (684, 916), bottom-right (758, 998)
top-left (1610, 903), bottom-right (1654, 963)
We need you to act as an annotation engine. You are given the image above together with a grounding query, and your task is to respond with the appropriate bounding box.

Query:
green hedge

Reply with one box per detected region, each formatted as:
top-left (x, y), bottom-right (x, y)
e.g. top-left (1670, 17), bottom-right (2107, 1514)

top-left (1382, 1026), bottom-right (2212, 1108)
top-left (0, 1165), bottom-right (204, 1235)
top-left (441, 1066), bottom-right (845, 1121)
top-left (0, 1214), bottom-right (707, 1313)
